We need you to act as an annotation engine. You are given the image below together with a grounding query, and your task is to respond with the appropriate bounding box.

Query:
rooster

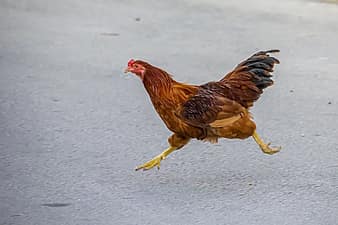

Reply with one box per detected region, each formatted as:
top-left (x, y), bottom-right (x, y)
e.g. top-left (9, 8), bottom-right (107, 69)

top-left (124, 50), bottom-right (281, 171)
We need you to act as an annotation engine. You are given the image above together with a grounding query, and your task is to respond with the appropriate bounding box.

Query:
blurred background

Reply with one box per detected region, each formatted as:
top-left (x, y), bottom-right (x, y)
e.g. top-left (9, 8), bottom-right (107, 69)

top-left (1, 0), bottom-right (338, 225)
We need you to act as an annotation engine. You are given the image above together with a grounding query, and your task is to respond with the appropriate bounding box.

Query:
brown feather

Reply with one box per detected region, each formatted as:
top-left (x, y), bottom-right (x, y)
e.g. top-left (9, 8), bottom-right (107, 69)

top-left (220, 49), bottom-right (280, 107)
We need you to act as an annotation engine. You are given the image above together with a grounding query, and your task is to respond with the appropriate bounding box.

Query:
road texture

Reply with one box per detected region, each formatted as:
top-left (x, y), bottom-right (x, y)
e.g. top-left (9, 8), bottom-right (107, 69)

top-left (1, 0), bottom-right (338, 225)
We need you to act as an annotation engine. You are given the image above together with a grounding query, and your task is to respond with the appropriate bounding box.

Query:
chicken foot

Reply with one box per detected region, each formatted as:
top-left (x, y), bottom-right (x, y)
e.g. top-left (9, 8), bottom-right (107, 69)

top-left (135, 146), bottom-right (177, 171)
top-left (252, 130), bottom-right (281, 155)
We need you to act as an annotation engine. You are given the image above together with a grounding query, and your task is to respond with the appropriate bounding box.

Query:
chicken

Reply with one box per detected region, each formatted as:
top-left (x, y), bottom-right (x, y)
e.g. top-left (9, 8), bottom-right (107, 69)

top-left (124, 50), bottom-right (281, 171)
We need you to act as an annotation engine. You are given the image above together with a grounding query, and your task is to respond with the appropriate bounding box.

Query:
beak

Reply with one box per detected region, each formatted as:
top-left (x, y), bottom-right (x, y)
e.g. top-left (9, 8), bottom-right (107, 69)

top-left (124, 67), bottom-right (130, 73)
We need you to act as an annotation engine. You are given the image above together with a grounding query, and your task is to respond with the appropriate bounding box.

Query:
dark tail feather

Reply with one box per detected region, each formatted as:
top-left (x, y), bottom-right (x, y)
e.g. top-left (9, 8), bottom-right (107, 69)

top-left (220, 50), bottom-right (280, 107)
top-left (236, 49), bottom-right (280, 91)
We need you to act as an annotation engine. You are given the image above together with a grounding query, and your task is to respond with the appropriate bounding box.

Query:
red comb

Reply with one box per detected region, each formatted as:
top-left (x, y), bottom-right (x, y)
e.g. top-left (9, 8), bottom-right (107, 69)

top-left (128, 59), bottom-right (135, 66)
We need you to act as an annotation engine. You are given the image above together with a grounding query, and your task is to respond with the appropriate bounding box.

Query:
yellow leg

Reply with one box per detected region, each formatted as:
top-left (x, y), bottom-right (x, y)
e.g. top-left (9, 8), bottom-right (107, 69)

top-left (252, 130), bottom-right (281, 155)
top-left (135, 146), bottom-right (177, 171)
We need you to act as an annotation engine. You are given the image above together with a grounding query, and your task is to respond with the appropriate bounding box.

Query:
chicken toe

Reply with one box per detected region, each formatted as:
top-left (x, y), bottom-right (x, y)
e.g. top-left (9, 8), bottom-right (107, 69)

top-left (135, 146), bottom-right (177, 171)
top-left (252, 131), bottom-right (281, 155)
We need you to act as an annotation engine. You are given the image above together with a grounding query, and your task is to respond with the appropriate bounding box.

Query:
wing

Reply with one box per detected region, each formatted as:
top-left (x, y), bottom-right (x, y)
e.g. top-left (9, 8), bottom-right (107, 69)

top-left (176, 82), bottom-right (246, 129)
top-left (220, 49), bottom-right (280, 107)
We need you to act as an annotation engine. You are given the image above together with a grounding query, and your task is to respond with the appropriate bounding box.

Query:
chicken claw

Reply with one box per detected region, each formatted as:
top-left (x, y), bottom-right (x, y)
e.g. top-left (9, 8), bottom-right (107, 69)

top-left (135, 155), bottom-right (164, 171)
top-left (260, 142), bottom-right (281, 155)
top-left (135, 146), bottom-right (177, 171)
top-left (252, 131), bottom-right (281, 155)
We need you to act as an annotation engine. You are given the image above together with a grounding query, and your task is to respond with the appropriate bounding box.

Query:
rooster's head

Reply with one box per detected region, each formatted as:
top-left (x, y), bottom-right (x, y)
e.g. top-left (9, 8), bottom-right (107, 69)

top-left (124, 59), bottom-right (146, 78)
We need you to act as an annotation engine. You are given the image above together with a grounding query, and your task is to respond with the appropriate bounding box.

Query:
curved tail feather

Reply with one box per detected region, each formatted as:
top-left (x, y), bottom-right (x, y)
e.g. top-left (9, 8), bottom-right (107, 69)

top-left (220, 49), bottom-right (280, 107)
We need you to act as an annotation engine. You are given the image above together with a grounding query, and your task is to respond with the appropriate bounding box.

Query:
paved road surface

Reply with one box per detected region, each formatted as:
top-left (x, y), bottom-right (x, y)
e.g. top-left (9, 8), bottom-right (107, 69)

top-left (1, 0), bottom-right (338, 224)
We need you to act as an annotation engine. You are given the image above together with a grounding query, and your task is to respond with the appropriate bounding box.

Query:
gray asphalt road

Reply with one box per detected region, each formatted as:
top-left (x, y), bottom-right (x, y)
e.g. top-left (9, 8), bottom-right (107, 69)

top-left (1, 0), bottom-right (338, 225)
